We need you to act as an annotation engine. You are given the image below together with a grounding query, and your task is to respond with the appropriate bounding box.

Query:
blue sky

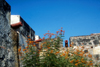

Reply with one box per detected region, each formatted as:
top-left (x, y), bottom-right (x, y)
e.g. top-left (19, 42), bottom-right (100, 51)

top-left (6, 0), bottom-right (100, 47)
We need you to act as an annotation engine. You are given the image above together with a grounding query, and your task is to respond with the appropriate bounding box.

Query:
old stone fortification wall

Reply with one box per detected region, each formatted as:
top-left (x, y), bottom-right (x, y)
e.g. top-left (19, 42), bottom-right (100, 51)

top-left (0, 0), bottom-right (35, 67)
top-left (1, 0), bottom-right (100, 66)
top-left (0, 0), bottom-right (19, 67)
top-left (70, 33), bottom-right (100, 63)
top-left (70, 33), bottom-right (100, 46)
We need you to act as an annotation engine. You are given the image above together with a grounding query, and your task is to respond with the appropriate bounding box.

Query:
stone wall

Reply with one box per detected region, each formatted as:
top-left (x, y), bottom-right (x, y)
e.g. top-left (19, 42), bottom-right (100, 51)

top-left (11, 15), bottom-right (35, 40)
top-left (0, 0), bottom-right (19, 67)
top-left (11, 15), bottom-right (35, 67)
top-left (70, 33), bottom-right (100, 63)
top-left (0, 0), bottom-right (35, 67)
top-left (70, 33), bottom-right (100, 47)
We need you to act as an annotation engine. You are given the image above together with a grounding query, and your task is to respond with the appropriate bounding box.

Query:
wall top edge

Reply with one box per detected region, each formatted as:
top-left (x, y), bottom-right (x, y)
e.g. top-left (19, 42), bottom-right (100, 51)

top-left (70, 33), bottom-right (100, 38)
top-left (11, 15), bottom-right (20, 16)
top-left (0, 0), bottom-right (10, 6)
top-left (70, 35), bottom-right (91, 38)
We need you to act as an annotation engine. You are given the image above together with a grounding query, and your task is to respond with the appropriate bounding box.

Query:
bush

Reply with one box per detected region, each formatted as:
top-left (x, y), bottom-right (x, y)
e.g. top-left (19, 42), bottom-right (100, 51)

top-left (18, 27), bottom-right (98, 67)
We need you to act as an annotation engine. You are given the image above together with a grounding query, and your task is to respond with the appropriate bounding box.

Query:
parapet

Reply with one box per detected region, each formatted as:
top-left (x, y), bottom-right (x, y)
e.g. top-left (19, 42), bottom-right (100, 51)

top-left (70, 33), bottom-right (100, 47)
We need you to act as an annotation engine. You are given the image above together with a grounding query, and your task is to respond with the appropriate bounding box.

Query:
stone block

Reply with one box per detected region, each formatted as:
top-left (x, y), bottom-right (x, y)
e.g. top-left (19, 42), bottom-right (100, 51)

top-left (93, 46), bottom-right (100, 55)
top-left (98, 35), bottom-right (100, 40)
top-left (93, 40), bottom-right (99, 45)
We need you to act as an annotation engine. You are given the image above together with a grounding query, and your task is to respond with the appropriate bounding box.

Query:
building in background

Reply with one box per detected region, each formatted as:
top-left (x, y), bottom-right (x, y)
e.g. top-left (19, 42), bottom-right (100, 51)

top-left (35, 35), bottom-right (41, 41)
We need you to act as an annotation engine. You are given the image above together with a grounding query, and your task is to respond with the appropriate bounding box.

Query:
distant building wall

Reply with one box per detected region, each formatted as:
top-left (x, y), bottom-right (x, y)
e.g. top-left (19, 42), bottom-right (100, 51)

top-left (70, 33), bottom-right (100, 62)
top-left (35, 35), bottom-right (40, 40)
top-left (70, 33), bottom-right (100, 47)
top-left (11, 15), bottom-right (35, 67)
top-left (11, 15), bottom-right (35, 40)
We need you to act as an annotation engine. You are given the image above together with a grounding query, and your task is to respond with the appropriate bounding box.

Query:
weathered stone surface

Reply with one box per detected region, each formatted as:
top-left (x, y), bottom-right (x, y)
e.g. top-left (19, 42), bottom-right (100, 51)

top-left (0, 0), bottom-right (36, 67)
top-left (70, 33), bottom-right (100, 47)
top-left (10, 28), bottom-right (19, 67)
top-left (70, 34), bottom-right (100, 64)
top-left (0, 0), bottom-right (19, 67)
top-left (0, 0), bottom-right (11, 24)
top-left (93, 40), bottom-right (99, 45)
top-left (11, 15), bottom-right (35, 67)
top-left (93, 46), bottom-right (100, 55)
top-left (98, 35), bottom-right (100, 40)
top-left (0, 22), bottom-right (17, 67)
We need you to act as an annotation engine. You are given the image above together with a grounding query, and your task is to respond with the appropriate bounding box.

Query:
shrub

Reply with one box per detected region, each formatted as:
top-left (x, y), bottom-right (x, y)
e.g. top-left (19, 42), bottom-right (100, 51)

top-left (18, 27), bottom-right (98, 67)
